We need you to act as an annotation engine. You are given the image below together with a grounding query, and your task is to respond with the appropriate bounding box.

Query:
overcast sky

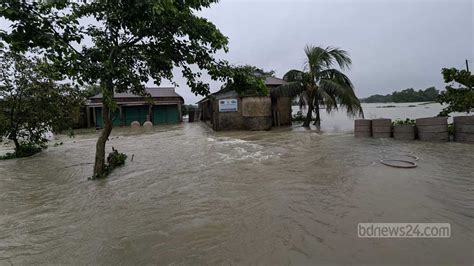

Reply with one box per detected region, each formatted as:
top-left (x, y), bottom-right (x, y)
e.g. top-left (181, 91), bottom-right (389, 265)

top-left (1, 0), bottom-right (472, 104)
top-left (170, 0), bottom-right (472, 104)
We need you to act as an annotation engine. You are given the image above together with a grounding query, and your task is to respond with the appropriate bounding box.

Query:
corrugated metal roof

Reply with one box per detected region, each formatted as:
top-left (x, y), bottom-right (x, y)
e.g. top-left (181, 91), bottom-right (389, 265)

top-left (90, 87), bottom-right (182, 99)
top-left (196, 76), bottom-right (287, 104)
top-left (265, 76), bottom-right (287, 86)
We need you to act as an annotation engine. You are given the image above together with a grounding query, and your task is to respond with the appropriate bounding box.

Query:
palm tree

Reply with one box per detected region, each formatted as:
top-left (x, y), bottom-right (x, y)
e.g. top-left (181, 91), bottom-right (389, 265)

top-left (272, 45), bottom-right (364, 127)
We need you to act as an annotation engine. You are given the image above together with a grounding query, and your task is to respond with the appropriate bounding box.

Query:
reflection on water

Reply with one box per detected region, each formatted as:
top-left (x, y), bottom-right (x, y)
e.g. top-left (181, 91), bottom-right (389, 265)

top-left (0, 110), bottom-right (473, 264)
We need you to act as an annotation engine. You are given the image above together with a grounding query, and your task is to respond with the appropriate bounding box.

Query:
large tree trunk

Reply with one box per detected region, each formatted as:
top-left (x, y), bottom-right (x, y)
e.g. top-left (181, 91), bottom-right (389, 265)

top-left (303, 102), bottom-right (313, 128)
top-left (92, 85), bottom-right (114, 179)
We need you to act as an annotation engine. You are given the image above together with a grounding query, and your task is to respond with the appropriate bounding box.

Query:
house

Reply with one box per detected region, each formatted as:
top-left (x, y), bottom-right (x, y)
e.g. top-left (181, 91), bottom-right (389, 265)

top-left (86, 87), bottom-right (184, 128)
top-left (197, 76), bottom-right (292, 131)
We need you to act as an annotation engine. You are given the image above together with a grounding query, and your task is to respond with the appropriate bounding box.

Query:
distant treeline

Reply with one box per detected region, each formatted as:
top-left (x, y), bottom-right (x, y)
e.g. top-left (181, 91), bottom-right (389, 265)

top-left (361, 87), bottom-right (439, 103)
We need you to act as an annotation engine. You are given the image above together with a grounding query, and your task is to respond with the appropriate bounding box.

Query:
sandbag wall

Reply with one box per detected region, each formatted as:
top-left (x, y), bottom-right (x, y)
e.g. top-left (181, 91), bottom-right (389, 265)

top-left (354, 115), bottom-right (474, 143)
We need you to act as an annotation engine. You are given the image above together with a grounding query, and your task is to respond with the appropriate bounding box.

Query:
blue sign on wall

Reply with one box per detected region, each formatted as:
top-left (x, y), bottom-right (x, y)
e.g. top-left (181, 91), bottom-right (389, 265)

top-left (218, 99), bottom-right (238, 112)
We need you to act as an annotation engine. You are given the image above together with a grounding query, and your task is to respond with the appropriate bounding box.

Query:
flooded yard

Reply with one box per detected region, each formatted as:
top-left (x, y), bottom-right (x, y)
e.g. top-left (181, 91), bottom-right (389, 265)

top-left (0, 119), bottom-right (473, 265)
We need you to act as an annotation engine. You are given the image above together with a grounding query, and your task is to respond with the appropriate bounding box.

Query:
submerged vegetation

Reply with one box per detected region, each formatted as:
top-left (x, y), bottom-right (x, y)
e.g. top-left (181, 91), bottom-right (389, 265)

top-left (0, 142), bottom-right (44, 160)
top-left (376, 105), bottom-right (397, 108)
top-left (291, 111), bottom-right (307, 122)
top-left (89, 147), bottom-right (128, 180)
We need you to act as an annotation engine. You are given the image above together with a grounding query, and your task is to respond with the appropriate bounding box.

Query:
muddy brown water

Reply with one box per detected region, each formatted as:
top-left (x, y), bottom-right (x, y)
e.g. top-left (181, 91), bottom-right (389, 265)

top-left (0, 123), bottom-right (473, 265)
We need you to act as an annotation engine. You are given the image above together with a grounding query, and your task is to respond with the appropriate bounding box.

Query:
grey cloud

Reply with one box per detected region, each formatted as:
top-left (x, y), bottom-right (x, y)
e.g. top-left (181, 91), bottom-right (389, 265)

top-left (175, 0), bottom-right (472, 103)
top-left (2, 0), bottom-right (472, 104)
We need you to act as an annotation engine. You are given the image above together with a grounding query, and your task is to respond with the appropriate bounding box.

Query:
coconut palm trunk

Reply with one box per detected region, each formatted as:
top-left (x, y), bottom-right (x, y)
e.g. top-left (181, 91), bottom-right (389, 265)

top-left (314, 102), bottom-right (321, 126)
top-left (303, 102), bottom-right (314, 127)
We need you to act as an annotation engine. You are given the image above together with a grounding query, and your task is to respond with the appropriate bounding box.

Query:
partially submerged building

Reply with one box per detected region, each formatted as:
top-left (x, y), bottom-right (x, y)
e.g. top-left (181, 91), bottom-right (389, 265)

top-left (198, 76), bottom-right (292, 131)
top-left (86, 87), bottom-right (184, 128)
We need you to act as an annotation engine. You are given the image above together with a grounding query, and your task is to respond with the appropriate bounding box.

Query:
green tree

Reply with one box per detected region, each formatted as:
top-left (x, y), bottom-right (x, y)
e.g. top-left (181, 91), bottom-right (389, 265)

top-left (1, 1), bottom-right (229, 178)
top-left (273, 45), bottom-right (363, 127)
top-left (0, 51), bottom-right (81, 158)
top-left (221, 65), bottom-right (268, 96)
top-left (361, 86), bottom-right (439, 103)
top-left (437, 67), bottom-right (474, 116)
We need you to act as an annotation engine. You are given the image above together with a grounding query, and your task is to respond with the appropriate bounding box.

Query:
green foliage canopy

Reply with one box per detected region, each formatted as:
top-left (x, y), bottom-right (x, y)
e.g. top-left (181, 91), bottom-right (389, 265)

top-left (0, 0), bottom-right (231, 176)
top-left (437, 68), bottom-right (474, 116)
top-left (0, 51), bottom-right (82, 158)
top-left (221, 65), bottom-right (268, 96)
top-left (0, 0), bottom-right (229, 96)
top-left (361, 87), bottom-right (440, 103)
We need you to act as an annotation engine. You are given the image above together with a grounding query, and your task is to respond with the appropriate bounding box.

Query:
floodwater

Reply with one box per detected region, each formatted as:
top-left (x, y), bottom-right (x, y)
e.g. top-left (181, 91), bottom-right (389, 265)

top-left (0, 104), bottom-right (473, 265)
top-left (302, 102), bottom-right (466, 133)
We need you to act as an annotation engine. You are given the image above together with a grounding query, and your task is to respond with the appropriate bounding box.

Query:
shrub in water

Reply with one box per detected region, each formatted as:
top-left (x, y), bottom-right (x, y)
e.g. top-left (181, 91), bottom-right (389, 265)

top-left (448, 123), bottom-right (454, 136)
top-left (1, 142), bottom-right (45, 160)
top-left (392, 118), bottom-right (415, 126)
top-left (106, 147), bottom-right (127, 172)
top-left (292, 111), bottom-right (305, 122)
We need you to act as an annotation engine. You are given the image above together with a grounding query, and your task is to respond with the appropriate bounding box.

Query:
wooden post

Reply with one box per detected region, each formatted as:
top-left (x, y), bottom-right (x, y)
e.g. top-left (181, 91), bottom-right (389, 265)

top-left (177, 103), bottom-right (182, 122)
top-left (119, 105), bottom-right (123, 126)
top-left (147, 104), bottom-right (152, 122)
top-left (86, 107), bottom-right (91, 128)
top-left (92, 107), bottom-right (97, 127)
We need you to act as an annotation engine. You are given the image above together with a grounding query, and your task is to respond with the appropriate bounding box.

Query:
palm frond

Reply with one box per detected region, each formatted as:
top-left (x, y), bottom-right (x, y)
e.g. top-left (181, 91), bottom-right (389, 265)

top-left (319, 78), bottom-right (364, 118)
top-left (298, 90), bottom-right (309, 110)
top-left (319, 68), bottom-right (354, 87)
top-left (285, 45), bottom-right (363, 121)
top-left (315, 88), bottom-right (338, 113)
top-left (282, 69), bottom-right (304, 82)
top-left (326, 46), bottom-right (352, 70)
top-left (270, 81), bottom-right (303, 98)
top-left (304, 45), bottom-right (331, 73)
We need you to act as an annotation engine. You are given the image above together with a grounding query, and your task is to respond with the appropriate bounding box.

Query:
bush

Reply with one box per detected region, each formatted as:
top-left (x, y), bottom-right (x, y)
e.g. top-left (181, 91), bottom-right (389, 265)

top-left (292, 111), bottom-right (305, 122)
top-left (106, 147), bottom-right (127, 171)
top-left (1, 142), bottom-right (45, 160)
top-left (392, 118), bottom-right (415, 126)
top-left (448, 123), bottom-right (454, 136)
top-left (89, 147), bottom-right (127, 180)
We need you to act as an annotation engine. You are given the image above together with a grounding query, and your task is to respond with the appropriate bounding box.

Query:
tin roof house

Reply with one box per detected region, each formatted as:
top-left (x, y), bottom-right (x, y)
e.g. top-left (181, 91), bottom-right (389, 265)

top-left (86, 87), bottom-right (184, 128)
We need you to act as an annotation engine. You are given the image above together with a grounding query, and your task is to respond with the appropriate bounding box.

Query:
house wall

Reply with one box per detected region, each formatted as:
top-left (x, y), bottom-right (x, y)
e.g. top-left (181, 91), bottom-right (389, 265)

top-left (92, 103), bottom-right (181, 128)
top-left (274, 96), bottom-right (292, 126)
top-left (212, 97), bottom-right (245, 131)
top-left (242, 96), bottom-right (272, 130)
top-left (210, 96), bottom-right (273, 131)
top-left (199, 90), bottom-right (290, 131)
